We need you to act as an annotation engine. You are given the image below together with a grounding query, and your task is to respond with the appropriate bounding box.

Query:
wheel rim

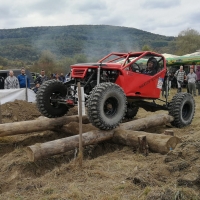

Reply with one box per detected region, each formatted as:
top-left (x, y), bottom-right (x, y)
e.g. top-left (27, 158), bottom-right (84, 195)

top-left (182, 102), bottom-right (191, 120)
top-left (104, 97), bottom-right (118, 117)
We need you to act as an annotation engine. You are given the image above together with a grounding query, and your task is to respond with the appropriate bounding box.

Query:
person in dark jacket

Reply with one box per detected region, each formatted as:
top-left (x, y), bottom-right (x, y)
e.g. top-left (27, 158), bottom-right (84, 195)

top-left (59, 73), bottom-right (65, 82)
top-left (196, 66), bottom-right (200, 95)
top-left (32, 82), bottom-right (40, 93)
top-left (0, 76), bottom-right (4, 89)
top-left (17, 68), bottom-right (30, 88)
top-left (142, 57), bottom-right (157, 76)
top-left (34, 69), bottom-right (48, 85)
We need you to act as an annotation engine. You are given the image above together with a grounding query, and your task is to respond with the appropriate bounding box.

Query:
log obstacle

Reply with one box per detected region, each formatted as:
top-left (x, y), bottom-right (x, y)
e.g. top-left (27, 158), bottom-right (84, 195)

top-left (26, 114), bottom-right (180, 162)
top-left (0, 115), bottom-right (89, 137)
top-left (113, 129), bottom-right (181, 154)
top-left (57, 114), bottom-right (174, 135)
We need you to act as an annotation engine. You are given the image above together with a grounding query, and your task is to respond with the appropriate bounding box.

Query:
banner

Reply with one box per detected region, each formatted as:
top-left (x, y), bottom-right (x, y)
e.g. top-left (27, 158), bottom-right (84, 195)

top-left (0, 88), bottom-right (36, 104)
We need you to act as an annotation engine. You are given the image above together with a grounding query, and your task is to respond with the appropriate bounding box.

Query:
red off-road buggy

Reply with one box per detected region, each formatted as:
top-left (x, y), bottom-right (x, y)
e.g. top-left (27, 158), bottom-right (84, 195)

top-left (36, 51), bottom-right (195, 130)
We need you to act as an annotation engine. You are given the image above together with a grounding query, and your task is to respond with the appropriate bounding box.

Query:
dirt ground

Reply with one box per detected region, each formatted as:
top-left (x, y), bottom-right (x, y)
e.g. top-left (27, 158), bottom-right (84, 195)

top-left (0, 89), bottom-right (200, 200)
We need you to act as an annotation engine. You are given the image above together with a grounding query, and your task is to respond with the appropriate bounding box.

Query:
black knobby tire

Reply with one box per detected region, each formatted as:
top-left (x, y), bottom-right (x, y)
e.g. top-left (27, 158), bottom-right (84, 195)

top-left (87, 82), bottom-right (127, 130)
top-left (36, 80), bottom-right (69, 118)
top-left (169, 92), bottom-right (195, 128)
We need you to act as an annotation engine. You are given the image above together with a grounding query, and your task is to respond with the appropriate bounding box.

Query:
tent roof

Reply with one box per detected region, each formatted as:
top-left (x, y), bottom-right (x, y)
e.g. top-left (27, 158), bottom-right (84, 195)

top-left (162, 53), bottom-right (178, 58)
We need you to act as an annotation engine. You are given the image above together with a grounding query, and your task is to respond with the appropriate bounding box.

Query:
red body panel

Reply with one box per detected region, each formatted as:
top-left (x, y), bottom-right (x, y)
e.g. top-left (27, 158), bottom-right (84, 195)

top-left (115, 69), bottom-right (165, 99)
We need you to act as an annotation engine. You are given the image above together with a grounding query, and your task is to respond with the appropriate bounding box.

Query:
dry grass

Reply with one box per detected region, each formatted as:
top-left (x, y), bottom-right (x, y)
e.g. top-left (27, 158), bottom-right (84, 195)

top-left (0, 88), bottom-right (200, 200)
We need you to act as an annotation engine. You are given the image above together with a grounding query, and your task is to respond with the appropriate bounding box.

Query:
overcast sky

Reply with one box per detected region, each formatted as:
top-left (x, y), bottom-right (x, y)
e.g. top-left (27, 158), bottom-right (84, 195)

top-left (0, 0), bottom-right (199, 37)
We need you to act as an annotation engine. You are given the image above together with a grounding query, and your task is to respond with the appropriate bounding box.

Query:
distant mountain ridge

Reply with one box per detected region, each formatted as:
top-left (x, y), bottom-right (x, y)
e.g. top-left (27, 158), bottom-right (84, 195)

top-left (0, 25), bottom-right (175, 61)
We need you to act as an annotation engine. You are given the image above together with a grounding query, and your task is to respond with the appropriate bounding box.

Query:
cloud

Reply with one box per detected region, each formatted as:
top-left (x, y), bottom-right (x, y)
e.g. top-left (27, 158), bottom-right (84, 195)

top-left (142, 0), bottom-right (181, 9)
top-left (0, 0), bottom-right (200, 36)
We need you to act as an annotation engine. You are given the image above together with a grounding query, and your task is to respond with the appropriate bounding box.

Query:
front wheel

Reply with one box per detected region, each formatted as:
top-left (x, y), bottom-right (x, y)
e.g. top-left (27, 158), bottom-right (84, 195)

top-left (87, 83), bottom-right (127, 130)
top-left (36, 80), bottom-right (69, 118)
top-left (169, 92), bottom-right (195, 128)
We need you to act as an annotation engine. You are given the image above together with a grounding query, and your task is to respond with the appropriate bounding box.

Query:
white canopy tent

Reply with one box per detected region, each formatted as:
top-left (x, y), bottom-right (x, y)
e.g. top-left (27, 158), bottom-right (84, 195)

top-left (162, 53), bottom-right (178, 58)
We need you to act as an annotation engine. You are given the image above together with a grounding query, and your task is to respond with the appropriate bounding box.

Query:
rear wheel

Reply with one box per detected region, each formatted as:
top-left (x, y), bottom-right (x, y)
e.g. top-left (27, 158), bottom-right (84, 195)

top-left (169, 92), bottom-right (195, 128)
top-left (36, 80), bottom-right (69, 118)
top-left (87, 82), bottom-right (127, 130)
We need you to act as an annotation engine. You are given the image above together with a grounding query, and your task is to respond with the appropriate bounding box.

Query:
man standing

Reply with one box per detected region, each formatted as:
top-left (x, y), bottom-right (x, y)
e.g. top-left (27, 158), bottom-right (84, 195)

top-left (4, 70), bottom-right (20, 89)
top-left (174, 65), bottom-right (186, 93)
top-left (187, 68), bottom-right (197, 96)
top-left (0, 76), bottom-right (4, 89)
top-left (195, 66), bottom-right (200, 95)
top-left (34, 69), bottom-right (48, 85)
top-left (17, 67), bottom-right (30, 88)
top-left (59, 72), bottom-right (65, 82)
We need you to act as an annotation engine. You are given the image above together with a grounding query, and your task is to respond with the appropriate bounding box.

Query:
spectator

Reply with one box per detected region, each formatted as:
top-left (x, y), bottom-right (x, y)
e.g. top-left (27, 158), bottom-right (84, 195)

top-left (65, 72), bottom-right (71, 82)
top-left (32, 82), bottom-right (40, 93)
top-left (34, 69), bottom-right (48, 85)
top-left (59, 72), bottom-right (65, 82)
top-left (174, 65), bottom-right (186, 93)
top-left (55, 73), bottom-right (60, 81)
top-left (4, 70), bottom-right (20, 89)
top-left (187, 68), bottom-right (197, 96)
top-left (167, 68), bottom-right (172, 92)
top-left (0, 76), bottom-right (4, 89)
top-left (17, 67), bottom-right (30, 88)
top-left (162, 68), bottom-right (171, 97)
top-left (50, 73), bottom-right (55, 80)
top-left (196, 66), bottom-right (200, 96)
top-left (170, 72), bottom-right (177, 88)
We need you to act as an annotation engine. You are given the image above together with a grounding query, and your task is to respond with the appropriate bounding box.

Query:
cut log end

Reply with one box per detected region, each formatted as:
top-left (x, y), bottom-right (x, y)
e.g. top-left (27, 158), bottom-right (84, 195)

top-left (26, 147), bottom-right (35, 162)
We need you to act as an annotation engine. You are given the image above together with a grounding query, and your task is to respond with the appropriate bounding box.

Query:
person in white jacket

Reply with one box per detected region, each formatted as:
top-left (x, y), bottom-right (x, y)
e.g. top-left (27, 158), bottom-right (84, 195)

top-left (186, 68), bottom-right (197, 96)
top-left (4, 70), bottom-right (20, 89)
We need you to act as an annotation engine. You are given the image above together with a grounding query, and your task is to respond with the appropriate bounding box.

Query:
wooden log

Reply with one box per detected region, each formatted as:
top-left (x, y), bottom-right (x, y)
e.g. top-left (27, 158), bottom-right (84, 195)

top-left (26, 114), bottom-right (176, 161)
top-left (113, 129), bottom-right (181, 154)
top-left (120, 113), bottom-right (174, 131)
top-left (58, 114), bottom-right (174, 135)
top-left (0, 115), bottom-right (89, 137)
top-left (26, 130), bottom-right (114, 162)
top-left (58, 122), bottom-right (98, 136)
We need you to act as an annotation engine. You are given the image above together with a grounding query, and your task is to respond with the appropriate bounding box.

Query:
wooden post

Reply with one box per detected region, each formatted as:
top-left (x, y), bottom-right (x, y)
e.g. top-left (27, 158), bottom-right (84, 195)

top-left (25, 75), bottom-right (28, 101)
top-left (77, 82), bottom-right (83, 166)
top-left (138, 135), bottom-right (148, 156)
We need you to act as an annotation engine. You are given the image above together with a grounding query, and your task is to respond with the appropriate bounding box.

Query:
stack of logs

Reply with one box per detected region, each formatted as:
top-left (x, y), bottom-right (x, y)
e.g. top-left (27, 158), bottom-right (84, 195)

top-left (0, 114), bottom-right (181, 162)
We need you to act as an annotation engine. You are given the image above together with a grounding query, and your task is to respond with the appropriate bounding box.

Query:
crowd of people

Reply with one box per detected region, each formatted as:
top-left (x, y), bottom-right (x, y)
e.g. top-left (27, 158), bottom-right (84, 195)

top-left (162, 65), bottom-right (200, 97)
top-left (32, 70), bottom-right (68, 93)
top-left (0, 68), bottom-right (69, 94)
top-left (0, 68), bottom-right (29, 89)
top-left (1, 66), bottom-right (200, 97)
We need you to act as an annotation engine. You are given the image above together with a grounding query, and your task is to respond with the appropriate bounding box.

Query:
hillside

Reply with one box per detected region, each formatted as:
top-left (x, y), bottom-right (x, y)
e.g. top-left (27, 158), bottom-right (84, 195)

top-left (0, 25), bottom-right (175, 61)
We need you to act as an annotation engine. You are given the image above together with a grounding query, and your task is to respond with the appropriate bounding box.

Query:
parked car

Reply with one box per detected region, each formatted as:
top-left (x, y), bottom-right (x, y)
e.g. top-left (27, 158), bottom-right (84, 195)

top-left (0, 69), bottom-right (35, 88)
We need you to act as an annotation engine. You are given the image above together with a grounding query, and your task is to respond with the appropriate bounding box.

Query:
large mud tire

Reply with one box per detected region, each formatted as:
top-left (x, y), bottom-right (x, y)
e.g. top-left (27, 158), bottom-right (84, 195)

top-left (36, 80), bottom-right (68, 118)
top-left (169, 92), bottom-right (195, 128)
top-left (87, 82), bottom-right (127, 130)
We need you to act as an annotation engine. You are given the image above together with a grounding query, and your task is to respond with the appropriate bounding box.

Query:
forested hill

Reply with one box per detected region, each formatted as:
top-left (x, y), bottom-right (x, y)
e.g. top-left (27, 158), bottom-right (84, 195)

top-left (0, 25), bottom-right (175, 61)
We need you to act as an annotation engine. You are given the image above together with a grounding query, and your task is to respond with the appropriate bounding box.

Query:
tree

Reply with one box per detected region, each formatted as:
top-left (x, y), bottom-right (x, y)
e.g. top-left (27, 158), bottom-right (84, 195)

top-left (142, 45), bottom-right (153, 51)
top-left (175, 28), bottom-right (200, 55)
top-left (38, 50), bottom-right (56, 74)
